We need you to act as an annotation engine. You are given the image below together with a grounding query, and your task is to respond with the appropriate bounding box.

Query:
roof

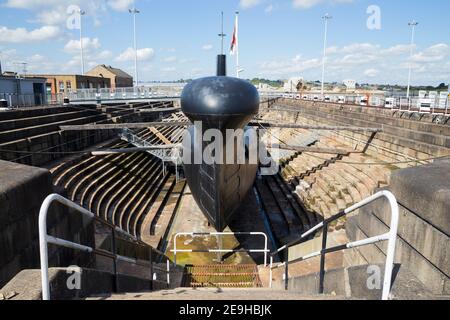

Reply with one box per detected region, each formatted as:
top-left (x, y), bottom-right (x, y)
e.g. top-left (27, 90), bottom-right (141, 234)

top-left (93, 65), bottom-right (133, 79)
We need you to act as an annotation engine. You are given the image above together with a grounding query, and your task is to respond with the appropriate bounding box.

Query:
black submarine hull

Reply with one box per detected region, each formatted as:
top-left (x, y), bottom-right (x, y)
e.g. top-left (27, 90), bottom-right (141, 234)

top-left (181, 76), bottom-right (260, 231)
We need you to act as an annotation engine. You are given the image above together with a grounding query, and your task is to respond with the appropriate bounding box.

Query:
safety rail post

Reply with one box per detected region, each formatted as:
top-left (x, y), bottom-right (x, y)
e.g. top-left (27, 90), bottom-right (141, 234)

top-left (267, 190), bottom-right (399, 300)
top-left (149, 247), bottom-right (154, 291)
top-left (269, 256), bottom-right (274, 288)
top-left (284, 250), bottom-right (289, 291)
top-left (166, 258), bottom-right (170, 288)
top-left (111, 228), bottom-right (119, 293)
top-left (39, 194), bottom-right (95, 300)
top-left (318, 222), bottom-right (328, 294)
top-left (38, 193), bottom-right (169, 300)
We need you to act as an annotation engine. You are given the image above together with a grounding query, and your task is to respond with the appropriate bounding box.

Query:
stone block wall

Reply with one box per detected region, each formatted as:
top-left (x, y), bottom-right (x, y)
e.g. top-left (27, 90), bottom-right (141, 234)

top-left (345, 161), bottom-right (450, 295)
top-left (0, 160), bottom-right (95, 287)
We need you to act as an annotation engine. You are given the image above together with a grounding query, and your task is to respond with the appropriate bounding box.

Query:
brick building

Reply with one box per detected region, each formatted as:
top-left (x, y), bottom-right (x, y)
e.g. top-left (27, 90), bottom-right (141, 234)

top-left (28, 74), bottom-right (111, 96)
top-left (86, 65), bottom-right (133, 89)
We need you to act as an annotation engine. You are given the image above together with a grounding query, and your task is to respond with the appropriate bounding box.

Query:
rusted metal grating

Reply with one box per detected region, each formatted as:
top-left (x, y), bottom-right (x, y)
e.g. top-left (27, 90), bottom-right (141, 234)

top-left (184, 264), bottom-right (262, 288)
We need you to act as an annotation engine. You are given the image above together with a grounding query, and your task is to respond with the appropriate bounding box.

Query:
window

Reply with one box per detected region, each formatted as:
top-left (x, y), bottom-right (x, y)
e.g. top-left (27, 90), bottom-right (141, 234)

top-left (58, 81), bottom-right (64, 92)
top-left (66, 81), bottom-right (72, 90)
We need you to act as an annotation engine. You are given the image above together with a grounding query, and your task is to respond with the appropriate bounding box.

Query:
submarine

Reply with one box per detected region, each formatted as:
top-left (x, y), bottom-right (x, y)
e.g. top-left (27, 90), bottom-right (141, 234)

top-left (181, 54), bottom-right (260, 231)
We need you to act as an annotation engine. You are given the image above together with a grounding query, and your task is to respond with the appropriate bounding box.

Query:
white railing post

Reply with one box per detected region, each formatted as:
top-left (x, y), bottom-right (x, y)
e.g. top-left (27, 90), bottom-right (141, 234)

top-left (269, 256), bottom-right (273, 289)
top-left (166, 258), bottom-right (170, 287)
top-left (173, 233), bottom-right (179, 266)
top-left (38, 195), bottom-right (52, 300)
top-left (267, 190), bottom-right (399, 300)
top-left (381, 191), bottom-right (399, 300)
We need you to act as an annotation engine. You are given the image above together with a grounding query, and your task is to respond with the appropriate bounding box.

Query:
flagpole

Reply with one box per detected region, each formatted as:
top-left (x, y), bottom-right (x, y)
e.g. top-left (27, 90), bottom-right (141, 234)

top-left (236, 11), bottom-right (239, 78)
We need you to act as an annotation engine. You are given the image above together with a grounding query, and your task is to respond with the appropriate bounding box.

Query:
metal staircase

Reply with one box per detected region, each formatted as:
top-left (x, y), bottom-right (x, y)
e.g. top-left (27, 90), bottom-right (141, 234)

top-left (184, 264), bottom-right (262, 288)
top-left (119, 128), bottom-right (182, 166)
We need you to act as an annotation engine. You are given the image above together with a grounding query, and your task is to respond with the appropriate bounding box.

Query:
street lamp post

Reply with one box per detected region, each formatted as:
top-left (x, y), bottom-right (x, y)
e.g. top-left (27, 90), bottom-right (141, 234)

top-left (129, 8), bottom-right (140, 87)
top-left (406, 21), bottom-right (418, 100)
top-left (79, 9), bottom-right (86, 75)
top-left (321, 14), bottom-right (332, 100)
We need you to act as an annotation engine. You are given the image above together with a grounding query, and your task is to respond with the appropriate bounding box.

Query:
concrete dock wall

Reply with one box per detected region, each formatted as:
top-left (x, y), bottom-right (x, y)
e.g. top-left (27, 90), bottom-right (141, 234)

top-left (0, 160), bottom-right (94, 288)
top-left (346, 161), bottom-right (450, 295)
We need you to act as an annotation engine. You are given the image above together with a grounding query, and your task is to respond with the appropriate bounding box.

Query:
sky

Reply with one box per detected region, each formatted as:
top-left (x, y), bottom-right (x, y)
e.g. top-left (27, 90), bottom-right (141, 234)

top-left (0, 0), bottom-right (449, 85)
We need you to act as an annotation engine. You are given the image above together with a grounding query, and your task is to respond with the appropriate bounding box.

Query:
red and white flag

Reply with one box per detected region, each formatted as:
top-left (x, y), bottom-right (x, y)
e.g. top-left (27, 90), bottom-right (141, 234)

top-left (230, 14), bottom-right (238, 55)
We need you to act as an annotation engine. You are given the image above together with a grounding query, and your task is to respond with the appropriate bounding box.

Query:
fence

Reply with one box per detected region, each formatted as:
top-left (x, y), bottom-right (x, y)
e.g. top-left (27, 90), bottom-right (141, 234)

top-left (0, 92), bottom-right (47, 108)
top-left (259, 92), bottom-right (450, 115)
top-left (268, 190), bottom-right (399, 300)
top-left (38, 193), bottom-right (171, 300)
top-left (171, 232), bottom-right (269, 266)
top-left (64, 85), bottom-right (184, 102)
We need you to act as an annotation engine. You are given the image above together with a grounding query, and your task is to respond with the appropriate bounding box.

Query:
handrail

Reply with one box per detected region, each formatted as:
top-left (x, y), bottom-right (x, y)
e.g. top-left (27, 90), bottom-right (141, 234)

top-left (268, 190), bottom-right (399, 300)
top-left (171, 232), bottom-right (269, 266)
top-left (38, 193), bottom-right (171, 300)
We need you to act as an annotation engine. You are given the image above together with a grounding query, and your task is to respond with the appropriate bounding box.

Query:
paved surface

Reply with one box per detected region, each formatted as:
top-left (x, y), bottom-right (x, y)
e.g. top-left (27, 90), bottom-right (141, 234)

top-left (87, 288), bottom-right (346, 300)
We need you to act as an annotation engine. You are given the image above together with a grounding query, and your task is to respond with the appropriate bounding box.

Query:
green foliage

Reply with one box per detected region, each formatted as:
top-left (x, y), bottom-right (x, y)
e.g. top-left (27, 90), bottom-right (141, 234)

top-left (250, 78), bottom-right (284, 88)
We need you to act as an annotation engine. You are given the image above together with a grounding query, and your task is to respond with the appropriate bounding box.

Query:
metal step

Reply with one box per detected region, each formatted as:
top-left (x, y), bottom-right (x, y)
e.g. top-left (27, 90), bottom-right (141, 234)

top-left (184, 264), bottom-right (262, 288)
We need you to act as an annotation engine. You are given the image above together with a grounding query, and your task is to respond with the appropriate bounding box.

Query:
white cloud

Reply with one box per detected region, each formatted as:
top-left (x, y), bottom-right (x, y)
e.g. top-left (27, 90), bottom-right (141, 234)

top-left (28, 54), bottom-right (45, 62)
top-left (265, 4), bottom-right (274, 13)
top-left (259, 54), bottom-right (322, 76)
top-left (97, 50), bottom-right (113, 59)
top-left (411, 43), bottom-right (450, 63)
top-left (4, 0), bottom-right (130, 32)
top-left (116, 47), bottom-right (154, 62)
top-left (35, 8), bottom-right (68, 25)
top-left (257, 42), bottom-right (450, 85)
top-left (162, 67), bottom-right (176, 72)
top-left (5, 0), bottom-right (131, 12)
top-left (364, 68), bottom-right (379, 77)
top-left (0, 25), bottom-right (61, 43)
top-left (381, 44), bottom-right (413, 56)
top-left (107, 0), bottom-right (134, 12)
top-left (163, 56), bottom-right (177, 63)
top-left (293, 0), bottom-right (353, 10)
top-left (202, 44), bottom-right (213, 51)
top-left (240, 0), bottom-right (262, 9)
top-left (64, 37), bottom-right (101, 54)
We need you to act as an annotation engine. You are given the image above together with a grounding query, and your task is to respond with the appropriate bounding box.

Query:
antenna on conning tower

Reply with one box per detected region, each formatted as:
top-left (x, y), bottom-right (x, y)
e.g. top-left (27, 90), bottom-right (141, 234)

top-left (217, 11), bottom-right (227, 76)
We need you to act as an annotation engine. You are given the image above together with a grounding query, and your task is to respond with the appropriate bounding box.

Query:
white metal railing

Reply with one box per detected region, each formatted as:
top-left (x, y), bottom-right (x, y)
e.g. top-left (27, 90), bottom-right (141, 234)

top-left (0, 92), bottom-right (47, 107)
top-left (265, 93), bottom-right (450, 116)
top-left (38, 193), bottom-right (170, 300)
top-left (64, 85), bottom-right (184, 102)
top-left (268, 190), bottom-right (399, 300)
top-left (171, 232), bottom-right (269, 266)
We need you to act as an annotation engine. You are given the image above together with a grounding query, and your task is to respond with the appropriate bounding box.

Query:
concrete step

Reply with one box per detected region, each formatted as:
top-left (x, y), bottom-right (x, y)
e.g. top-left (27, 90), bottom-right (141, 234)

top-left (0, 109), bottom-right (97, 131)
top-left (271, 262), bottom-right (435, 300)
top-left (0, 113), bottom-right (106, 144)
top-left (184, 264), bottom-right (262, 288)
top-left (0, 106), bottom-right (76, 121)
top-left (87, 287), bottom-right (347, 300)
top-left (297, 109), bottom-right (449, 157)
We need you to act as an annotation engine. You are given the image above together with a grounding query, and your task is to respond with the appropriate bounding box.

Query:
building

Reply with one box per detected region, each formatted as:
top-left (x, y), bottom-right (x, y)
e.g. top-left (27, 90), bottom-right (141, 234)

top-left (27, 74), bottom-right (111, 99)
top-left (344, 79), bottom-right (357, 91)
top-left (86, 65), bottom-right (133, 89)
top-left (283, 77), bottom-right (303, 92)
top-left (0, 73), bottom-right (47, 106)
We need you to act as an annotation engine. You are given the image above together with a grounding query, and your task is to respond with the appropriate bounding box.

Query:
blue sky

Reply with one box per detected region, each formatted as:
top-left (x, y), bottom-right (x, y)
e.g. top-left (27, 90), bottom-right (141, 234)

top-left (0, 0), bottom-right (449, 85)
